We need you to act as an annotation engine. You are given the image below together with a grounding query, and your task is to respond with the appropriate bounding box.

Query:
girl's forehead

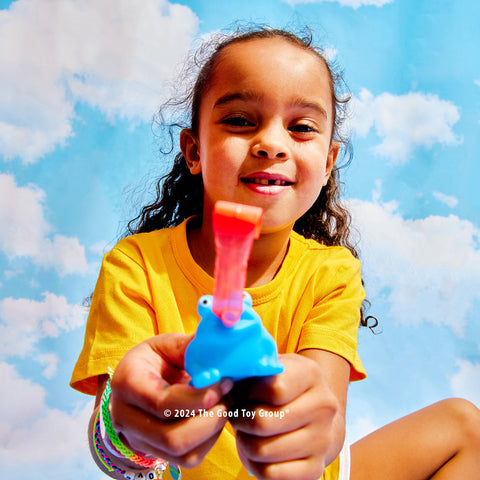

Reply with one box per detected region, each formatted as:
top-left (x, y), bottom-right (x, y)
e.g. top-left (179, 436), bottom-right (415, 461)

top-left (221, 37), bottom-right (324, 68)
top-left (211, 37), bottom-right (330, 88)
top-left (206, 37), bottom-right (332, 107)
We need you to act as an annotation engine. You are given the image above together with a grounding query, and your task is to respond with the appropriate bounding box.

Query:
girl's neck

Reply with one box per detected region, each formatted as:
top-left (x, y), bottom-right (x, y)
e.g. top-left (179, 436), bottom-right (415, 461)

top-left (187, 217), bottom-right (291, 288)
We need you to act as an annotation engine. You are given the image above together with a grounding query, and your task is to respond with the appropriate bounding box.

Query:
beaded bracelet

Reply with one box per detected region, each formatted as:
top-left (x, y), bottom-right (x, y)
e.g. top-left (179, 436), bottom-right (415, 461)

top-left (94, 407), bottom-right (175, 480)
top-left (102, 378), bottom-right (165, 469)
top-left (100, 377), bottom-right (181, 480)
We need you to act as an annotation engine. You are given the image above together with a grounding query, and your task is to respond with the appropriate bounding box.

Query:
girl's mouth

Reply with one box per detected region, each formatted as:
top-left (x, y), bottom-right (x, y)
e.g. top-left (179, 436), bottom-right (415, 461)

top-left (241, 177), bottom-right (293, 186)
top-left (240, 174), bottom-right (294, 196)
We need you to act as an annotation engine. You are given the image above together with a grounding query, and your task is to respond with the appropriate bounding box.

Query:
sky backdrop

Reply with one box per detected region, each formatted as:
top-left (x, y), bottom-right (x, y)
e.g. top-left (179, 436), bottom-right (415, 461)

top-left (1, 0), bottom-right (480, 478)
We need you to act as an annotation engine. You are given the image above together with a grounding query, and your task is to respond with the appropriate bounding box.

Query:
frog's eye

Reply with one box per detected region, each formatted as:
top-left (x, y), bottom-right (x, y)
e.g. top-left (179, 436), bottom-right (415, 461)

top-left (199, 295), bottom-right (212, 307)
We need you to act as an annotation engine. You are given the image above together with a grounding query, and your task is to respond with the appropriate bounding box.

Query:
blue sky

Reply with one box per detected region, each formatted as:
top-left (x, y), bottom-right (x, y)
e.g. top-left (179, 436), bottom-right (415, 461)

top-left (1, 0), bottom-right (479, 478)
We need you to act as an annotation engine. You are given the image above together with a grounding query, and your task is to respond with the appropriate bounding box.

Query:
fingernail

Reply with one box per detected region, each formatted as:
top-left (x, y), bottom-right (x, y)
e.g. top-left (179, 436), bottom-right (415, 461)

top-left (204, 391), bottom-right (216, 409)
top-left (220, 378), bottom-right (234, 395)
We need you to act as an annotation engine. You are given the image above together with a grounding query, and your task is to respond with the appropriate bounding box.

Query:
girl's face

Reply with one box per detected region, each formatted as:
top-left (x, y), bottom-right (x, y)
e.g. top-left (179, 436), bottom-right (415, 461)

top-left (181, 37), bottom-right (339, 234)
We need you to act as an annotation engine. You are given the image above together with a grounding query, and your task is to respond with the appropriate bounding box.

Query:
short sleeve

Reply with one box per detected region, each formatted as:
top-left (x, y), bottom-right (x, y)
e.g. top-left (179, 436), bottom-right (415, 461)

top-left (298, 252), bottom-right (366, 381)
top-left (70, 246), bottom-right (157, 395)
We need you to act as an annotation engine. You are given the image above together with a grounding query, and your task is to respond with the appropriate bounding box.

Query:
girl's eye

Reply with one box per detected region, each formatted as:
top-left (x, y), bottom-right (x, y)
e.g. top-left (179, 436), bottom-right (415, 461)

top-left (222, 116), bottom-right (254, 127)
top-left (289, 124), bottom-right (317, 133)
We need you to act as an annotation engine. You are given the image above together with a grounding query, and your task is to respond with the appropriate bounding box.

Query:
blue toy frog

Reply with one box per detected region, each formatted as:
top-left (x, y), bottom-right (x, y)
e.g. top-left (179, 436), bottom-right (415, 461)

top-left (185, 292), bottom-right (284, 388)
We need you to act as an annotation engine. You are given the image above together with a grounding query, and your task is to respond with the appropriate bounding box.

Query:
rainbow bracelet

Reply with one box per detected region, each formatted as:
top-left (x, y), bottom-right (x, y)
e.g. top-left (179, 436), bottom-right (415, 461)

top-left (100, 378), bottom-right (181, 480)
top-left (101, 378), bottom-right (165, 469)
top-left (93, 409), bottom-right (126, 476)
top-left (94, 409), bottom-right (166, 479)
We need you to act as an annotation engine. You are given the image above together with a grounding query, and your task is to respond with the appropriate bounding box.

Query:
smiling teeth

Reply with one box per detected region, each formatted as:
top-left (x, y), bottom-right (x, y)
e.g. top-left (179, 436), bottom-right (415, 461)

top-left (244, 178), bottom-right (289, 186)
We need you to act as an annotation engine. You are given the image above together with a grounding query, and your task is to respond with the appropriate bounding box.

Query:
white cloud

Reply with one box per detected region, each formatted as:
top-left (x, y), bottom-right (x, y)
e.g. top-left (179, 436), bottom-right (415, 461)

top-left (348, 89), bottom-right (461, 164)
top-left (450, 359), bottom-right (480, 407)
top-left (475, 79), bottom-right (480, 87)
top-left (322, 46), bottom-right (338, 62)
top-left (0, 173), bottom-right (88, 275)
top-left (39, 234), bottom-right (90, 276)
top-left (4, 267), bottom-right (23, 279)
top-left (0, 174), bottom-right (50, 257)
top-left (283, 0), bottom-right (393, 8)
top-left (371, 179), bottom-right (382, 203)
top-left (0, 0), bottom-right (199, 163)
top-left (348, 198), bottom-right (480, 337)
top-left (0, 362), bottom-right (95, 469)
top-left (0, 362), bottom-right (46, 429)
top-left (37, 352), bottom-right (61, 379)
top-left (433, 191), bottom-right (459, 209)
top-left (0, 292), bottom-right (86, 360)
top-left (88, 240), bottom-right (110, 257)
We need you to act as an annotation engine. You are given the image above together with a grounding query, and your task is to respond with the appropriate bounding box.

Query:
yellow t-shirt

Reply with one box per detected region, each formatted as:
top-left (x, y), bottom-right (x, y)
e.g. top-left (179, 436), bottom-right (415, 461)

top-left (71, 218), bottom-right (366, 480)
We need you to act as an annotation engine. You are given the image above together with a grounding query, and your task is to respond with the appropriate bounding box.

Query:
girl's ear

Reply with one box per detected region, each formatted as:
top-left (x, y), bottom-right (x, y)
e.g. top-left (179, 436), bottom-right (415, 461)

top-left (180, 129), bottom-right (201, 175)
top-left (323, 141), bottom-right (340, 186)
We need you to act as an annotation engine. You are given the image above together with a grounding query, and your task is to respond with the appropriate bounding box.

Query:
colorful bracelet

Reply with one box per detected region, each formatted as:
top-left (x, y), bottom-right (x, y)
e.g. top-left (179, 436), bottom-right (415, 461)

top-left (102, 378), bottom-right (165, 469)
top-left (94, 407), bottom-right (176, 480)
top-left (93, 409), bottom-right (126, 476)
top-left (100, 377), bottom-right (181, 479)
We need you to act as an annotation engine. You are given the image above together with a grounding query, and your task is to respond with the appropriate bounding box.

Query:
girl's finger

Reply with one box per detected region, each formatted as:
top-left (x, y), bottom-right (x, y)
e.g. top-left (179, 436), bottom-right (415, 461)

top-left (112, 402), bottom-right (230, 466)
top-left (111, 376), bottom-right (233, 421)
top-left (242, 455), bottom-right (324, 480)
top-left (112, 338), bottom-right (234, 419)
top-left (118, 333), bottom-right (193, 386)
top-left (127, 420), bottom-right (226, 468)
top-left (236, 437), bottom-right (325, 480)
top-left (229, 402), bottom-right (298, 436)
top-left (145, 333), bottom-right (194, 371)
top-left (232, 353), bottom-right (322, 407)
top-left (235, 423), bottom-right (331, 464)
top-left (231, 381), bottom-right (337, 436)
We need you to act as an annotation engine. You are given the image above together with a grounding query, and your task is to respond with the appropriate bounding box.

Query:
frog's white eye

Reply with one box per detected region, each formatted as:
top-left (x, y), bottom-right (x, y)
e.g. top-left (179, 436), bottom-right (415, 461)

top-left (199, 295), bottom-right (212, 307)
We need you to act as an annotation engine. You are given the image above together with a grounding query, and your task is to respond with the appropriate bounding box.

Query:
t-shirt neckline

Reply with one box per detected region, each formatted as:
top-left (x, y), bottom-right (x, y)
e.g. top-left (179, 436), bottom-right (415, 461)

top-left (171, 217), bottom-right (302, 304)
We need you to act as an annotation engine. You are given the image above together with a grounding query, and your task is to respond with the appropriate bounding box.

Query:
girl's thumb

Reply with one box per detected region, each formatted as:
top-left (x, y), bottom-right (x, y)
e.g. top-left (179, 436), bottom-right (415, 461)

top-left (146, 332), bottom-right (195, 369)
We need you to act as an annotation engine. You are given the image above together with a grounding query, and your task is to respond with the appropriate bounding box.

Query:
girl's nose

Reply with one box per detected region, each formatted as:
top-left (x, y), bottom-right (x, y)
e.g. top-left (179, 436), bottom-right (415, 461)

top-left (250, 124), bottom-right (289, 160)
top-left (251, 145), bottom-right (287, 159)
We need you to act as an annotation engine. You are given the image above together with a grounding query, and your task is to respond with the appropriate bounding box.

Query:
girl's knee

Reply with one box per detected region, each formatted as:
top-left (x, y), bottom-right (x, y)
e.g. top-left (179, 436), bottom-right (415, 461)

top-left (438, 398), bottom-right (480, 446)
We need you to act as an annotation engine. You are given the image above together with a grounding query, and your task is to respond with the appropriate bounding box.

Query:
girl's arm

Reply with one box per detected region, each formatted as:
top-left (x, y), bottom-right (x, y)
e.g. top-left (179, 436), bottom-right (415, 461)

top-left (88, 375), bottom-right (136, 480)
top-left (299, 348), bottom-right (350, 466)
top-left (230, 348), bottom-right (350, 480)
top-left (88, 333), bottom-right (234, 478)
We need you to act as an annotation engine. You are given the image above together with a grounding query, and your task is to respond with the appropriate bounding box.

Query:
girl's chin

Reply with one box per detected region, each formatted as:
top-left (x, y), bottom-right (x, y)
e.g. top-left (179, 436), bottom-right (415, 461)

top-left (256, 216), bottom-right (297, 236)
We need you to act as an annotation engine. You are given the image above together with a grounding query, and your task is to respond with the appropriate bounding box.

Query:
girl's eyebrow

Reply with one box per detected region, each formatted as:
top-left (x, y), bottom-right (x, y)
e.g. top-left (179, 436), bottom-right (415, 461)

top-left (291, 97), bottom-right (328, 120)
top-left (213, 91), bottom-right (328, 120)
top-left (213, 91), bottom-right (262, 108)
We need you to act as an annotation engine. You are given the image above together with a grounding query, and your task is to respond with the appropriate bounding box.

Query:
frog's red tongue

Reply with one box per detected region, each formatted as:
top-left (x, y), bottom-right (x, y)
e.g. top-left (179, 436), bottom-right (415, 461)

top-left (212, 201), bottom-right (263, 327)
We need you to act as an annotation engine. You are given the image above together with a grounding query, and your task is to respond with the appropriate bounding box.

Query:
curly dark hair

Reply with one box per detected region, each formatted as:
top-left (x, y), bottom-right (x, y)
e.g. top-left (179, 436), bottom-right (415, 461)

top-left (126, 25), bottom-right (373, 326)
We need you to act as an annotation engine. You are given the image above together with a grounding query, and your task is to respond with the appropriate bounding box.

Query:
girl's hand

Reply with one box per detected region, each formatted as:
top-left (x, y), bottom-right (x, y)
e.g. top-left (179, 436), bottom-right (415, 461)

top-left (229, 352), bottom-right (345, 480)
top-left (107, 333), bottom-right (233, 468)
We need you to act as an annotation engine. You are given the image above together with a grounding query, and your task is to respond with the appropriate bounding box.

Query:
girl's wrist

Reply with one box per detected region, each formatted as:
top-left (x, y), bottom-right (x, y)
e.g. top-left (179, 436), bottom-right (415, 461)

top-left (93, 407), bottom-right (160, 479)
top-left (90, 377), bottom-right (181, 480)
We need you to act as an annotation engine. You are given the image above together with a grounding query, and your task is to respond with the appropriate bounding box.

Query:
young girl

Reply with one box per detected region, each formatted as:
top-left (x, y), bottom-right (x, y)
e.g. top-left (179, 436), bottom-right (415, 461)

top-left (71, 27), bottom-right (480, 480)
